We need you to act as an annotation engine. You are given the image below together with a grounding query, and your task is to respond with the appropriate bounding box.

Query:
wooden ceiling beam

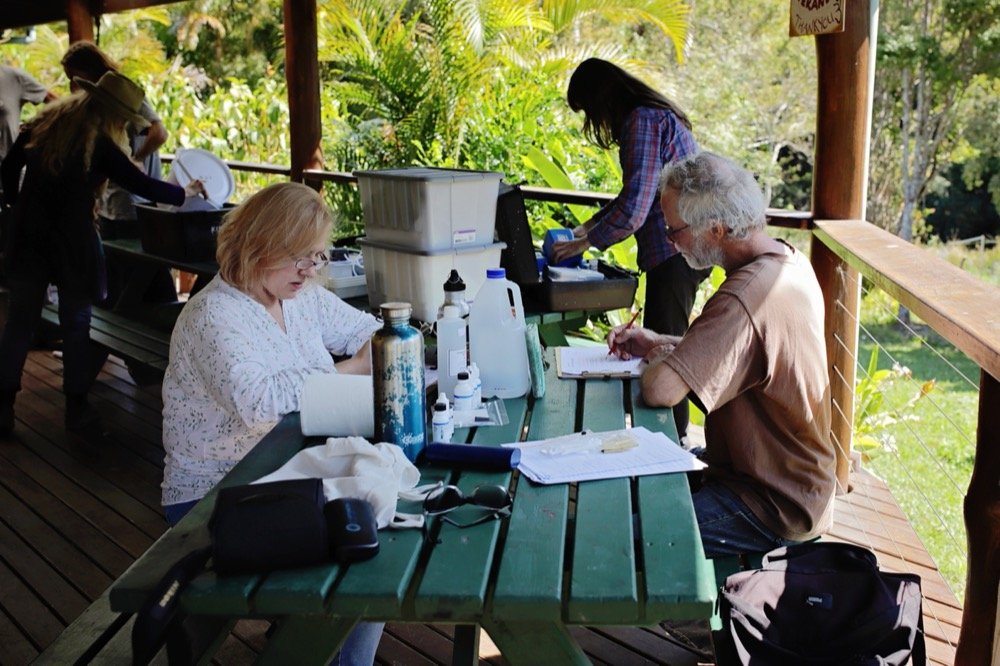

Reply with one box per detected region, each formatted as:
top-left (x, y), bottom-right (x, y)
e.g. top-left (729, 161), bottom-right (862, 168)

top-left (0, 0), bottom-right (182, 32)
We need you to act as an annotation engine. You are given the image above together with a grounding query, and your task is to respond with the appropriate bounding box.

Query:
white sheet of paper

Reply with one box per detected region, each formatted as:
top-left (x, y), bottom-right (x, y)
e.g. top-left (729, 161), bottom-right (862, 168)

top-left (503, 427), bottom-right (705, 485)
top-left (557, 346), bottom-right (643, 378)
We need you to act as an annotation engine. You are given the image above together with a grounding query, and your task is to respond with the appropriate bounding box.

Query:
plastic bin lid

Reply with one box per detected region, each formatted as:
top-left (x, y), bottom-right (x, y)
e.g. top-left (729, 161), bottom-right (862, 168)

top-left (353, 167), bottom-right (501, 182)
top-left (171, 148), bottom-right (235, 206)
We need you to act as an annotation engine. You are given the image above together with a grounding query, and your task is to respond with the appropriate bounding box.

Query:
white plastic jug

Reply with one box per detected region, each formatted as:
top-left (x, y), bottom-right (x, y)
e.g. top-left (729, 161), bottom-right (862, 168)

top-left (469, 268), bottom-right (531, 398)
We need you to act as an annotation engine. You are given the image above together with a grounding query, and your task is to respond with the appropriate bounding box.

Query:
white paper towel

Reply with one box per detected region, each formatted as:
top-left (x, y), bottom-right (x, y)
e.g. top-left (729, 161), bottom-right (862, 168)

top-left (300, 373), bottom-right (375, 437)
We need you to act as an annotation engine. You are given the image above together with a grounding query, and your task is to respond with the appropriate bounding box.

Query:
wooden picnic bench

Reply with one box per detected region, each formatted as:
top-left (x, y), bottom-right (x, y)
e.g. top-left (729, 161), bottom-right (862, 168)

top-left (86, 347), bottom-right (716, 664)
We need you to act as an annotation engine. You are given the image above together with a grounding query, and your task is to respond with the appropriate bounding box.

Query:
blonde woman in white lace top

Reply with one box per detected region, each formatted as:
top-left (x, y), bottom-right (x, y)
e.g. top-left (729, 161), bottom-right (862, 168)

top-left (161, 182), bottom-right (380, 520)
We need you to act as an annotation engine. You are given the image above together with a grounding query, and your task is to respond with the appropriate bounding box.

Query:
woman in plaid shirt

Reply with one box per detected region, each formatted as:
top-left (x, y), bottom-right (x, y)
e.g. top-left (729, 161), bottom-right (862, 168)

top-left (552, 58), bottom-right (710, 440)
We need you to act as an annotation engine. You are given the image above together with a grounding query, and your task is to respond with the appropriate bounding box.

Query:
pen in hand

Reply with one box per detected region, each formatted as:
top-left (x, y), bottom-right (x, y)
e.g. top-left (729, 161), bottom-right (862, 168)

top-left (608, 308), bottom-right (642, 356)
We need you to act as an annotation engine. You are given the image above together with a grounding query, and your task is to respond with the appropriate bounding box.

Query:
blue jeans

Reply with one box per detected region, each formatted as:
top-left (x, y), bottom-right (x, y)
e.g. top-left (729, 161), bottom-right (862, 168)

top-left (163, 500), bottom-right (384, 665)
top-left (0, 276), bottom-right (97, 396)
top-left (692, 483), bottom-right (801, 558)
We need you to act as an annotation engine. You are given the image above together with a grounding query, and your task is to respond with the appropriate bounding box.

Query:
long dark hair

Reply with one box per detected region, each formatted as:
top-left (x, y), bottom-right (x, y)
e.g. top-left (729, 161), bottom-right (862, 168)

top-left (567, 58), bottom-right (692, 150)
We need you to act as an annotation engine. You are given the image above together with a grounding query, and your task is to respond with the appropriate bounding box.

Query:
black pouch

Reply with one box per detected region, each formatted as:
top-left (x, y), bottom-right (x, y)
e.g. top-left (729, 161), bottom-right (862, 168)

top-left (209, 478), bottom-right (329, 575)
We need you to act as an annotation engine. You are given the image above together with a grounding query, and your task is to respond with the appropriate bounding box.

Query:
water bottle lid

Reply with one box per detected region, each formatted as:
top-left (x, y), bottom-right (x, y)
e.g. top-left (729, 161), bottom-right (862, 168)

top-left (443, 269), bottom-right (466, 292)
top-left (380, 302), bottom-right (412, 320)
top-left (441, 305), bottom-right (461, 319)
top-left (486, 268), bottom-right (506, 279)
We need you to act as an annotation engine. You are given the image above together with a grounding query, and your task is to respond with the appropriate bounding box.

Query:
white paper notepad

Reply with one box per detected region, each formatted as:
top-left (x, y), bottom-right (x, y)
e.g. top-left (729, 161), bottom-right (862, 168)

top-left (555, 346), bottom-right (643, 379)
top-left (503, 427), bottom-right (705, 485)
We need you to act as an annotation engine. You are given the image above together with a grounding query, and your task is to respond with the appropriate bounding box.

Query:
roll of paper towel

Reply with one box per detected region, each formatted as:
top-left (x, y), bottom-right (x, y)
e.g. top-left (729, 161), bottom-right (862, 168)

top-left (300, 373), bottom-right (375, 437)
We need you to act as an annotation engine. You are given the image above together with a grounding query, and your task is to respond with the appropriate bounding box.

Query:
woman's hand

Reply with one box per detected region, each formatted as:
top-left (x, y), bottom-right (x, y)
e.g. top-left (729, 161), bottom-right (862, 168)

top-left (572, 220), bottom-right (594, 239)
top-left (550, 237), bottom-right (590, 264)
top-left (183, 179), bottom-right (207, 199)
top-left (334, 340), bottom-right (372, 375)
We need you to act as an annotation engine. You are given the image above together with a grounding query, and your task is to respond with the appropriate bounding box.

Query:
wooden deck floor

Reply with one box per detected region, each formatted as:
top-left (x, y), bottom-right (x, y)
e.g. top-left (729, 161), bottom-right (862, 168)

top-left (0, 349), bottom-right (961, 665)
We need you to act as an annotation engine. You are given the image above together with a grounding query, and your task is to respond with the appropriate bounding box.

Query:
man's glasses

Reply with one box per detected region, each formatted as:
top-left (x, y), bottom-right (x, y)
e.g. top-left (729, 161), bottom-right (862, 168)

top-left (293, 253), bottom-right (330, 271)
top-left (423, 484), bottom-right (512, 529)
top-left (665, 223), bottom-right (690, 240)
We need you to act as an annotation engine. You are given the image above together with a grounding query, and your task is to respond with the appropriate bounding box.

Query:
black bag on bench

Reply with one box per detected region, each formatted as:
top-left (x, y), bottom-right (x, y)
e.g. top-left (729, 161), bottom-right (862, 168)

top-left (720, 542), bottom-right (925, 665)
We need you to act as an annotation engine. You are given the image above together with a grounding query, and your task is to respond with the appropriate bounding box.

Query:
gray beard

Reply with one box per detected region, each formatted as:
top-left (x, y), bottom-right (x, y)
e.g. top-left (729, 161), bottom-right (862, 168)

top-left (682, 236), bottom-right (724, 270)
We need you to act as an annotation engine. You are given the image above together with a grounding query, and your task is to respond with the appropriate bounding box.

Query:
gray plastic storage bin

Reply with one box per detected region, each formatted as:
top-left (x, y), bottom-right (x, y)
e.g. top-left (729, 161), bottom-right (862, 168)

top-left (354, 167), bottom-right (502, 252)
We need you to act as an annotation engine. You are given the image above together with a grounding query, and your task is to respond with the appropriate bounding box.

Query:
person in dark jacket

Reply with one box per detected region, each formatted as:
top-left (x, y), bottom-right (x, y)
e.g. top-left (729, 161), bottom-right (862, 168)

top-left (0, 72), bottom-right (201, 435)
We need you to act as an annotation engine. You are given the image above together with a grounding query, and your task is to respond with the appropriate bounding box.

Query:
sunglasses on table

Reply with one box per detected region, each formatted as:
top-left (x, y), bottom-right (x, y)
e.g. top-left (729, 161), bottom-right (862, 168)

top-left (423, 484), bottom-right (513, 529)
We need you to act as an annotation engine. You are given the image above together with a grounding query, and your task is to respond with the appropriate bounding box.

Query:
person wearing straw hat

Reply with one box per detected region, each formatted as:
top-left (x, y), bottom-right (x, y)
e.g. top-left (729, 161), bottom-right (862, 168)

top-left (0, 71), bottom-right (203, 435)
top-left (61, 41), bottom-right (176, 305)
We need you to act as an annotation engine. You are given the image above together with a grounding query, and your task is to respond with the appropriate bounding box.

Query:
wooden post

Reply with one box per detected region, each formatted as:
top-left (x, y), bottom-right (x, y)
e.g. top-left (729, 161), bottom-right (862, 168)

top-left (957, 371), bottom-right (1000, 664)
top-left (809, 0), bottom-right (876, 493)
top-left (65, 0), bottom-right (95, 43)
top-left (283, 0), bottom-right (323, 189)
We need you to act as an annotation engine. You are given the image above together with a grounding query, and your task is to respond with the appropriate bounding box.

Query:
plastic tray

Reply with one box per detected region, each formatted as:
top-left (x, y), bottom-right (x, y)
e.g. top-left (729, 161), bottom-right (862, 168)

top-left (523, 263), bottom-right (638, 313)
top-left (494, 183), bottom-right (637, 313)
top-left (136, 203), bottom-right (233, 262)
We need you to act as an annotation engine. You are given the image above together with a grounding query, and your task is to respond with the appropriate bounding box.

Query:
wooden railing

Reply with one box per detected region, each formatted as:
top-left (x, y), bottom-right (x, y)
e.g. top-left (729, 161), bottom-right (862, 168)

top-left (173, 157), bottom-right (998, 663)
top-left (812, 219), bottom-right (999, 665)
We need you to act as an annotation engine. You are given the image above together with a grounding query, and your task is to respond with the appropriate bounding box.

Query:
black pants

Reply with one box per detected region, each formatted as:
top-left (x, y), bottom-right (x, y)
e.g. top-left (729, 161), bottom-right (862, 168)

top-left (0, 276), bottom-right (100, 397)
top-left (643, 254), bottom-right (711, 440)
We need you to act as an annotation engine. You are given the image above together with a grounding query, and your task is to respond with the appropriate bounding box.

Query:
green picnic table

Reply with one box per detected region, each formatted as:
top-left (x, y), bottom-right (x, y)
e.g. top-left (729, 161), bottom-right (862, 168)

top-left (108, 348), bottom-right (715, 663)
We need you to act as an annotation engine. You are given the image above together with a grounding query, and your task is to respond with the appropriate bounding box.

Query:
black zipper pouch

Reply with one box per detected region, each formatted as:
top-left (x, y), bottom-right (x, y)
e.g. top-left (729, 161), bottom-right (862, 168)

top-left (209, 478), bottom-right (329, 575)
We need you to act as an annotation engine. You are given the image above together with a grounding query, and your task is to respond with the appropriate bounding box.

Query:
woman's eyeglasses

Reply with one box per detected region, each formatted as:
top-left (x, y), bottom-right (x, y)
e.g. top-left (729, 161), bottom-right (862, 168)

top-left (293, 253), bottom-right (330, 271)
top-left (423, 484), bottom-right (512, 528)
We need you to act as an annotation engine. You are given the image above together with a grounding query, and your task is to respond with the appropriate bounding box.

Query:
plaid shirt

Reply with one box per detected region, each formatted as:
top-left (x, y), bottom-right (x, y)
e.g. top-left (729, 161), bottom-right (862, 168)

top-left (586, 106), bottom-right (699, 271)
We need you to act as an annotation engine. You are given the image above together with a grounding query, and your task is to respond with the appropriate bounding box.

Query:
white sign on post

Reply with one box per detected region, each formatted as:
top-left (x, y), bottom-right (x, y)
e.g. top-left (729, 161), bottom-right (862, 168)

top-left (790, 0), bottom-right (846, 37)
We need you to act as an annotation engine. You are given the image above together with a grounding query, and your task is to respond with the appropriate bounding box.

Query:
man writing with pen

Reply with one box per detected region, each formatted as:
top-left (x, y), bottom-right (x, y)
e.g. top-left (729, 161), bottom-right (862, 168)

top-left (608, 151), bottom-right (837, 557)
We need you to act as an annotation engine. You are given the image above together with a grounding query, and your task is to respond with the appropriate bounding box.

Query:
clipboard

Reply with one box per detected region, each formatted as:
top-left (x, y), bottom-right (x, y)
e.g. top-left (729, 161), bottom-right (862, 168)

top-left (555, 346), bottom-right (643, 379)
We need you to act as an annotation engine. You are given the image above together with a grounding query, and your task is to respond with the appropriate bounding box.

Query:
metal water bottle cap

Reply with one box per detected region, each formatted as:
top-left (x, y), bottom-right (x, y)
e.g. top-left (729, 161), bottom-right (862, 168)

top-left (380, 302), bottom-right (412, 322)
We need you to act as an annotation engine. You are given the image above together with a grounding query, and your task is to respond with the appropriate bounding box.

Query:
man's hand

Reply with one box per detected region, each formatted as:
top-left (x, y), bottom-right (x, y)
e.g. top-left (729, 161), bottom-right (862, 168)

top-left (608, 326), bottom-right (662, 360)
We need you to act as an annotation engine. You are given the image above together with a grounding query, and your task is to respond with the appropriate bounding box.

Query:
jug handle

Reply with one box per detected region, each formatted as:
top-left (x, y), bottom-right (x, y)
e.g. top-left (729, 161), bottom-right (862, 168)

top-left (505, 283), bottom-right (525, 322)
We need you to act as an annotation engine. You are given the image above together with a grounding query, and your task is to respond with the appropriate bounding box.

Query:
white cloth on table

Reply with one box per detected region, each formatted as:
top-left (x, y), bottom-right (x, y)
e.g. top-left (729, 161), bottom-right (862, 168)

top-left (161, 275), bottom-right (380, 506)
top-left (254, 437), bottom-right (426, 529)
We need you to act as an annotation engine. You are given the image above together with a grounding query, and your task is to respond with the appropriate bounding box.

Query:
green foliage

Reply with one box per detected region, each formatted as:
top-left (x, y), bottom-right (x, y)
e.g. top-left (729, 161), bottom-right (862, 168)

top-left (853, 347), bottom-right (935, 463)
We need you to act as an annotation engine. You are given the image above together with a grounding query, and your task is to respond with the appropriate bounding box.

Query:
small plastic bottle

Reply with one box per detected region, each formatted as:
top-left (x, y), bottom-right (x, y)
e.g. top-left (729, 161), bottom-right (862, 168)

top-left (437, 269), bottom-right (470, 319)
top-left (469, 363), bottom-right (482, 407)
top-left (453, 371), bottom-right (475, 412)
top-left (436, 305), bottom-right (467, 398)
top-left (431, 393), bottom-right (454, 442)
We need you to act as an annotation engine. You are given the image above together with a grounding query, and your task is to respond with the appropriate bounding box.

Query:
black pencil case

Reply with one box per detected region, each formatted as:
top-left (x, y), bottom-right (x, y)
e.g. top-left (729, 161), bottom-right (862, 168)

top-left (209, 478), bottom-right (329, 575)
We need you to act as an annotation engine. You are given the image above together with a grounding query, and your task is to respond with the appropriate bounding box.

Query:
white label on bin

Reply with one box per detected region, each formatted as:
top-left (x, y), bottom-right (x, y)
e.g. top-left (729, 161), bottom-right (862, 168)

top-left (453, 229), bottom-right (477, 245)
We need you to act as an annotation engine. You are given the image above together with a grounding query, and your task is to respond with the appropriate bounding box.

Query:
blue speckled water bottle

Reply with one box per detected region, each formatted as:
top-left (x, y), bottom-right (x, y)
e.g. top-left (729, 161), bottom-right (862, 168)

top-left (372, 302), bottom-right (426, 462)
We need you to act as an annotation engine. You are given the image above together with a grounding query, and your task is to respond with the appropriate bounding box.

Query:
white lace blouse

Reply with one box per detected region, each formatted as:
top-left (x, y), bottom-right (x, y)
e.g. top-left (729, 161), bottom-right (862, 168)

top-left (161, 275), bottom-right (381, 506)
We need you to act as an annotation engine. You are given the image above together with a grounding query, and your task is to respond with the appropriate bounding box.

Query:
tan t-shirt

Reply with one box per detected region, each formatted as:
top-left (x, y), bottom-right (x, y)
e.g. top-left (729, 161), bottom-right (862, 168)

top-left (665, 243), bottom-right (835, 540)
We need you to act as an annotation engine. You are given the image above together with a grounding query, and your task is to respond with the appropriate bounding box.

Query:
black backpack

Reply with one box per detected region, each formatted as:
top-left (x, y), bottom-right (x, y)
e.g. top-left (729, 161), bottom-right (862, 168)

top-left (720, 542), bottom-right (925, 665)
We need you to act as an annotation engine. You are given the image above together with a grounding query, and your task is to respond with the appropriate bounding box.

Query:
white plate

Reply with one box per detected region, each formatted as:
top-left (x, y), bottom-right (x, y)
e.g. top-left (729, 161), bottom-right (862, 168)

top-left (169, 148), bottom-right (235, 206)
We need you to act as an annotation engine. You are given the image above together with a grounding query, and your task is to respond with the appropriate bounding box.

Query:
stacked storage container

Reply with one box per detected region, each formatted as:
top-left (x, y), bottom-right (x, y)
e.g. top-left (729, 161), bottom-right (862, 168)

top-left (355, 167), bottom-right (504, 321)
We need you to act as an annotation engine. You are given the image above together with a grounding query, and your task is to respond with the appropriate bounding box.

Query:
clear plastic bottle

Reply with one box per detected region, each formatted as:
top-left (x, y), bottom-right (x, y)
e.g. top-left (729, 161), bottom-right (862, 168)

top-left (437, 269), bottom-right (470, 319)
top-left (468, 362), bottom-right (482, 407)
top-left (436, 305), bottom-right (467, 398)
top-left (453, 371), bottom-right (475, 412)
top-left (372, 302), bottom-right (426, 462)
top-left (431, 393), bottom-right (454, 442)
top-left (468, 268), bottom-right (531, 398)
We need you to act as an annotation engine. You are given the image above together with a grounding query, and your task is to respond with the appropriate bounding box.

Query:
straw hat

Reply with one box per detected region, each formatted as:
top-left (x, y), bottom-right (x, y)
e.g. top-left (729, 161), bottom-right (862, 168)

top-left (74, 71), bottom-right (150, 128)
